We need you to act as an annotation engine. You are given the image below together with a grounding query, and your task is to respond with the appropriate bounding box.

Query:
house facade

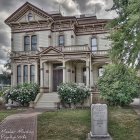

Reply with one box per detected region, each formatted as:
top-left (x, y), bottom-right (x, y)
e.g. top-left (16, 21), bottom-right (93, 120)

top-left (5, 2), bottom-right (111, 107)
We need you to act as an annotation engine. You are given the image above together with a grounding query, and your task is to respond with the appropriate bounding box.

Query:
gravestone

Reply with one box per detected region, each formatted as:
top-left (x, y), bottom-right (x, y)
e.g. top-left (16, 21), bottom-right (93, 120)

top-left (87, 104), bottom-right (112, 140)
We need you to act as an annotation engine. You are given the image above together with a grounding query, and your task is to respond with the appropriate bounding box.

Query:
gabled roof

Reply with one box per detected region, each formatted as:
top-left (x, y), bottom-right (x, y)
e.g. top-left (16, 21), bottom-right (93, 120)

top-left (38, 46), bottom-right (63, 55)
top-left (5, 2), bottom-right (53, 24)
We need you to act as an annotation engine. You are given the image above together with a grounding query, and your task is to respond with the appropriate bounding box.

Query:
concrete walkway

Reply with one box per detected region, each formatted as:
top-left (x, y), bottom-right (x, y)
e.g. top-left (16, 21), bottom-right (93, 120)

top-left (131, 98), bottom-right (140, 116)
top-left (0, 109), bottom-right (42, 140)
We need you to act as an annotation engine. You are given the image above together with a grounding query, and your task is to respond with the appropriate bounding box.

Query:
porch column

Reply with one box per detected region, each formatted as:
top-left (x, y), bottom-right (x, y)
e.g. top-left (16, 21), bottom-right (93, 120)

top-left (63, 61), bottom-right (66, 83)
top-left (90, 65), bottom-right (94, 88)
top-left (49, 63), bottom-right (53, 92)
top-left (93, 66), bottom-right (98, 84)
top-left (40, 63), bottom-right (44, 87)
top-left (86, 60), bottom-right (90, 87)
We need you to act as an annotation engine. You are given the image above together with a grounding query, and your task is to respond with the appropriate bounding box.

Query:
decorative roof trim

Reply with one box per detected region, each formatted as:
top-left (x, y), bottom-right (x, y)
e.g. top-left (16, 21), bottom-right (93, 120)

top-left (5, 2), bottom-right (53, 24)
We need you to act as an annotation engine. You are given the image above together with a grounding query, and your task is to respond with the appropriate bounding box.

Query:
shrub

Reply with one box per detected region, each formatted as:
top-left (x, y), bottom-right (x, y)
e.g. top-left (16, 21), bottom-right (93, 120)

top-left (57, 83), bottom-right (90, 107)
top-left (98, 64), bottom-right (140, 106)
top-left (3, 83), bottom-right (39, 106)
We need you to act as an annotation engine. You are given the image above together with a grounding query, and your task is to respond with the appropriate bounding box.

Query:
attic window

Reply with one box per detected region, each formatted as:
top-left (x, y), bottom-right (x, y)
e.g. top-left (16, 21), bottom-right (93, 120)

top-left (28, 13), bottom-right (33, 21)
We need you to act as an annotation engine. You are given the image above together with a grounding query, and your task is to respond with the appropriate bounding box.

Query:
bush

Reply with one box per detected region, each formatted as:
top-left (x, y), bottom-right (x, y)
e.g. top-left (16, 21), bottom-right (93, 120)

top-left (98, 64), bottom-right (140, 106)
top-left (4, 83), bottom-right (39, 106)
top-left (57, 83), bottom-right (90, 107)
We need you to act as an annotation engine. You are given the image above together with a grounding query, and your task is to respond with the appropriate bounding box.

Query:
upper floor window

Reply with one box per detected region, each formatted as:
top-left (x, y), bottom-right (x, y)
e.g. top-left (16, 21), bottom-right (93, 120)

top-left (30, 65), bottom-right (35, 82)
top-left (31, 35), bottom-right (37, 51)
top-left (24, 35), bottom-right (37, 51)
top-left (17, 65), bottom-right (21, 84)
top-left (91, 37), bottom-right (97, 51)
top-left (23, 65), bottom-right (28, 83)
top-left (28, 13), bottom-right (33, 21)
top-left (59, 35), bottom-right (64, 46)
top-left (24, 36), bottom-right (30, 51)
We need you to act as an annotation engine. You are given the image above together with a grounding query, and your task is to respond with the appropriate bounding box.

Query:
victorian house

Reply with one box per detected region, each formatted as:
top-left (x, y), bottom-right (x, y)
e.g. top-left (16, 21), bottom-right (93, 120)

top-left (5, 2), bottom-right (111, 108)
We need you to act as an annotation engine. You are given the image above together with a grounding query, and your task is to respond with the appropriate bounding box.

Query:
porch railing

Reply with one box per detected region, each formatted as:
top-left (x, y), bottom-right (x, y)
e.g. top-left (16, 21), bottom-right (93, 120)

top-left (92, 50), bottom-right (108, 56)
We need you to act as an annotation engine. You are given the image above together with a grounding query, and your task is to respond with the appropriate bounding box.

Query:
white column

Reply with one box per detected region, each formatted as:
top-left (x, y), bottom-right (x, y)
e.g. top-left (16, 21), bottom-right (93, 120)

top-left (63, 61), bottom-right (66, 83)
top-left (90, 65), bottom-right (94, 88)
top-left (49, 63), bottom-right (53, 92)
top-left (40, 62), bottom-right (44, 87)
top-left (86, 60), bottom-right (90, 87)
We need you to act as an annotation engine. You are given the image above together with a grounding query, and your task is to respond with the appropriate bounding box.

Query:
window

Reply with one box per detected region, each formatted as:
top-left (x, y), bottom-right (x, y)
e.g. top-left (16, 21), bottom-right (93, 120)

top-left (24, 36), bottom-right (30, 51)
top-left (31, 35), bottom-right (37, 51)
top-left (83, 67), bottom-right (86, 84)
top-left (98, 67), bottom-right (104, 77)
top-left (30, 65), bottom-right (35, 82)
top-left (91, 37), bottom-right (97, 51)
top-left (23, 65), bottom-right (28, 83)
top-left (17, 65), bottom-right (21, 84)
top-left (24, 35), bottom-right (37, 51)
top-left (28, 13), bottom-right (33, 21)
top-left (59, 35), bottom-right (64, 46)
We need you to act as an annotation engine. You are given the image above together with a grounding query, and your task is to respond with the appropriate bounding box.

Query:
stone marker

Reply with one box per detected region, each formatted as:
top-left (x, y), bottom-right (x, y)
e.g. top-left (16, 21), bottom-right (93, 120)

top-left (87, 104), bottom-right (112, 140)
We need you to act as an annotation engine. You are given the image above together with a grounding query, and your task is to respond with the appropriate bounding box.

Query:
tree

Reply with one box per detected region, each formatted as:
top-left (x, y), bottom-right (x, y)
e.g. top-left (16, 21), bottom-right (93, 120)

top-left (108, 0), bottom-right (140, 68)
top-left (98, 64), bottom-right (140, 106)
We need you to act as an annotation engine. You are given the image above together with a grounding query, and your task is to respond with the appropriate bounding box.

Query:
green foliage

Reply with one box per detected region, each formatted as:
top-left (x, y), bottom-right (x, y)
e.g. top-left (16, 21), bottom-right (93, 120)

top-left (4, 83), bottom-right (39, 106)
top-left (57, 83), bottom-right (90, 107)
top-left (108, 0), bottom-right (140, 68)
top-left (98, 64), bottom-right (140, 106)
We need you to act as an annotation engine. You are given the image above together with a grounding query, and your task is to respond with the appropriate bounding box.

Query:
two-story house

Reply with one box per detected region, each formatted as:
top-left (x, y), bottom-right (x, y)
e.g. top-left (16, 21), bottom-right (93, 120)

top-left (5, 2), bottom-right (111, 108)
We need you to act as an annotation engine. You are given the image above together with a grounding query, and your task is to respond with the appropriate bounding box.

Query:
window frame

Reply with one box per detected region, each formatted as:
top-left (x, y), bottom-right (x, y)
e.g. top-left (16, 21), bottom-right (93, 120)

top-left (24, 35), bottom-right (37, 51)
top-left (31, 35), bottom-right (37, 51)
top-left (58, 35), bottom-right (65, 46)
top-left (91, 36), bottom-right (98, 51)
top-left (17, 65), bottom-right (21, 84)
top-left (30, 65), bottom-right (35, 83)
top-left (23, 65), bottom-right (28, 83)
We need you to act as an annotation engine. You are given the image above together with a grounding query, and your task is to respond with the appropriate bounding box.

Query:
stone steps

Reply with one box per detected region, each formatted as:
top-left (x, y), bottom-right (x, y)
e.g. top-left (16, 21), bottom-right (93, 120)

top-left (35, 93), bottom-right (60, 109)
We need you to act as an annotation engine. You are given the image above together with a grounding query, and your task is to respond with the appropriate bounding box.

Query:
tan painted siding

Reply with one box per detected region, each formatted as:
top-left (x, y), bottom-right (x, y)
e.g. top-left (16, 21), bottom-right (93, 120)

top-left (98, 34), bottom-right (111, 50)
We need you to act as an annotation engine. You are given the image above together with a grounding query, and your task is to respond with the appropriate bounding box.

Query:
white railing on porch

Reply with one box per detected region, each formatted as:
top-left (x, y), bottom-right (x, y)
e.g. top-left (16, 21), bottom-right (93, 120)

top-left (92, 50), bottom-right (108, 56)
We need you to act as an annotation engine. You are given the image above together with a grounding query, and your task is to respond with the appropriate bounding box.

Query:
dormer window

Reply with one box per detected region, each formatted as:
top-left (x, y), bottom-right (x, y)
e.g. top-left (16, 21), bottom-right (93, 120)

top-left (28, 13), bottom-right (33, 21)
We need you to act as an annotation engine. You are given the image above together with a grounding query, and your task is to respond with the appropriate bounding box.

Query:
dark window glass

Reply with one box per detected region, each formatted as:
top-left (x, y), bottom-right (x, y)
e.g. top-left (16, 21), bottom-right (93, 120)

top-left (17, 65), bottom-right (21, 84)
top-left (30, 65), bottom-right (35, 82)
top-left (31, 35), bottom-right (37, 51)
top-left (23, 65), bottom-right (28, 83)
top-left (91, 37), bottom-right (97, 51)
top-left (59, 35), bottom-right (64, 46)
top-left (24, 36), bottom-right (30, 51)
top-left (28, 13), bottom-right (33, 21)
top-left (83, 67), bottom-right (86, 84)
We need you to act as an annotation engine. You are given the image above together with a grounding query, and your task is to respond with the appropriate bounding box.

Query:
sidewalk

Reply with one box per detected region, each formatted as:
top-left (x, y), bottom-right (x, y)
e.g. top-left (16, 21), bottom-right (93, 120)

top-left (0, 109), bottom-right (42, 140)
top-left (130, 98), bottom-right (140, 116)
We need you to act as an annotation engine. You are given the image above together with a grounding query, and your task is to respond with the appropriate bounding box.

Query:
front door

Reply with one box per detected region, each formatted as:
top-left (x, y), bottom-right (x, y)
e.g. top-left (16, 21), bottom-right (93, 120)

top-left (53, 64), bottom-right (63, 91)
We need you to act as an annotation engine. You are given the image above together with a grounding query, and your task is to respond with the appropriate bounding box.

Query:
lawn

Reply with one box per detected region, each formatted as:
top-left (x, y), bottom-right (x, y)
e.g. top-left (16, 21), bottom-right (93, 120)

top-left (37, 107), bottom-right (140, 140)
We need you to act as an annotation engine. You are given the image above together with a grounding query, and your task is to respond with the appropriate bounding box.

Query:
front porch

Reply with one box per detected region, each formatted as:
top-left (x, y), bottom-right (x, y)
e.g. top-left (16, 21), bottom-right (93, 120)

top-left (40, 60), bottom-right (89, 93)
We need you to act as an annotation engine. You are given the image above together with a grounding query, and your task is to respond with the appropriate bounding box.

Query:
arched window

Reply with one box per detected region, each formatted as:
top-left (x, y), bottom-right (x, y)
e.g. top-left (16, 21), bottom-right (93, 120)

top-left (24, 36), bottom-right (30, 51)
top-left (31, 35), bottom-right (37, 51)
top-left (28, 13), bottom-right (33, 21)
top-left (23, 65), bottom-right (28, 83)
top-left (17, 65), bottom-right (21, 84)
top-left (30, 65), bottom-right (35, 82)
top-left (91, 37), bottom-right (97, 51)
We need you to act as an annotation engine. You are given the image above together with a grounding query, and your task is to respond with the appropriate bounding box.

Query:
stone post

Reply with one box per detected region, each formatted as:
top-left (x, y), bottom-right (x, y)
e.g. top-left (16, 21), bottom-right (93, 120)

top-left (87, 104), bottom-right (112, 140)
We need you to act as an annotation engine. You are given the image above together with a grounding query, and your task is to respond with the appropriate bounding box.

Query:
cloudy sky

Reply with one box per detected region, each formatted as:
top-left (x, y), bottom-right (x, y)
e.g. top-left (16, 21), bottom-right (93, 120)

top-left (0, 0), bottom-right (116, 73)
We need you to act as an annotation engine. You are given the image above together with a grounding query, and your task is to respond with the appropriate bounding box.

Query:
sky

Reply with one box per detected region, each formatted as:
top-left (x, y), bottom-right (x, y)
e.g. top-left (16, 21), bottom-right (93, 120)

top-left (0, 0), bottom-right (116, 73)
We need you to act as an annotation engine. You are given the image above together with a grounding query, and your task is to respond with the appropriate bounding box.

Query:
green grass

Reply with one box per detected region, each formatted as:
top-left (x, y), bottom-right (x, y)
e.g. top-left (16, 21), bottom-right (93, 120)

top-left (37, 107), bottom-right (140, 140)
top-left (0, 109), bottom-right (24, 122)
